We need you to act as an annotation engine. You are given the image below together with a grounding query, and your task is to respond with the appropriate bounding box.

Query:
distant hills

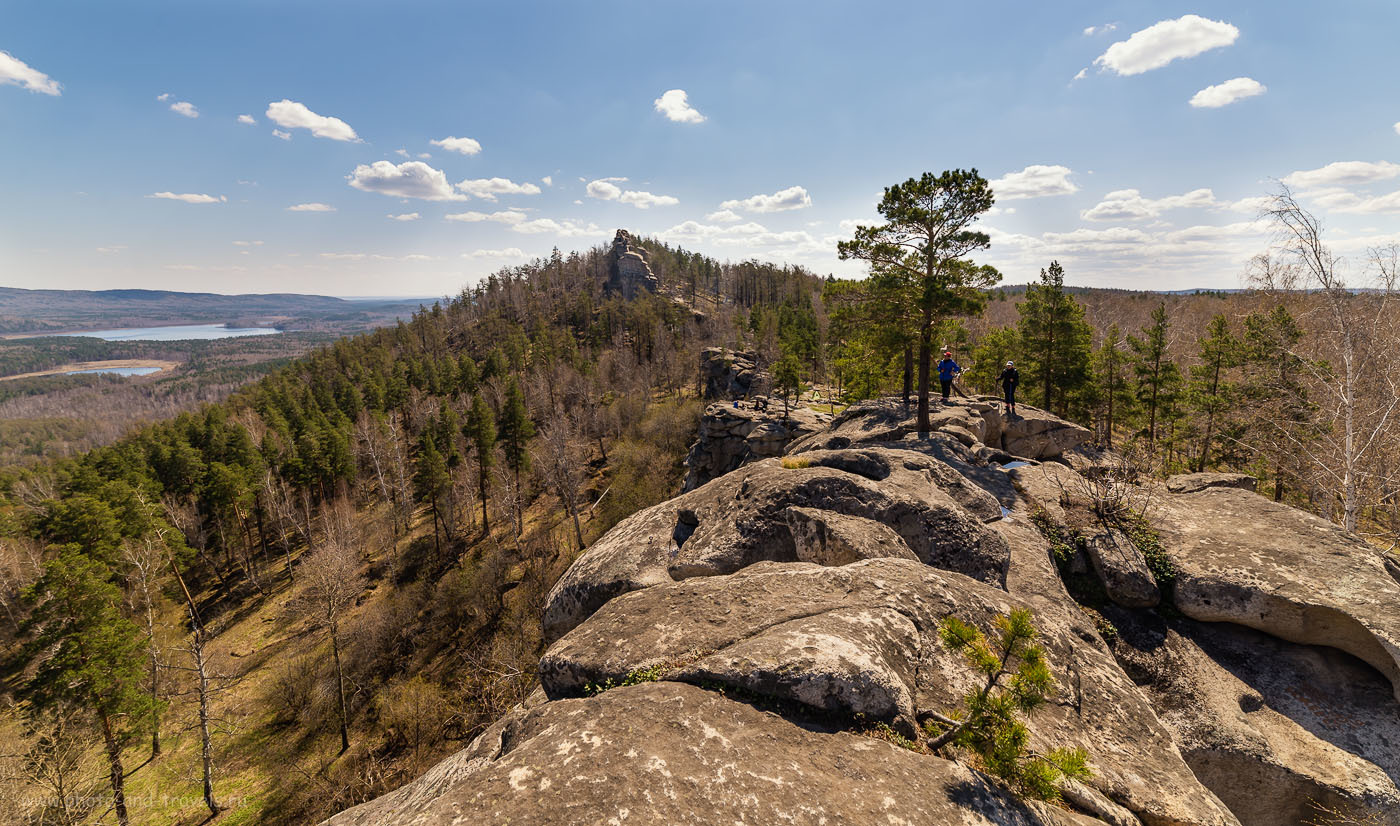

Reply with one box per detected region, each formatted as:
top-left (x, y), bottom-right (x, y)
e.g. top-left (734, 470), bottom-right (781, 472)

top-left (0, 286), bottom-right (430, 334)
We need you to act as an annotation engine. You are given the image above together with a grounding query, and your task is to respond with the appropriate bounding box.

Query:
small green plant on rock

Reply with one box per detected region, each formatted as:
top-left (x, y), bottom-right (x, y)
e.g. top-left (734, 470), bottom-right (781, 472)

top-left (927, 609), bottom-right (1091, 801)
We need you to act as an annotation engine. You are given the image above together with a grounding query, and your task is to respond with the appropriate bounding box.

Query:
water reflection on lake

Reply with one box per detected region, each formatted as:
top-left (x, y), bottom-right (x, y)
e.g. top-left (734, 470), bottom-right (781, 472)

top-left (59, 324), bottom-right (280, 341)
top-left (66, 366), bottom-right (163, 377)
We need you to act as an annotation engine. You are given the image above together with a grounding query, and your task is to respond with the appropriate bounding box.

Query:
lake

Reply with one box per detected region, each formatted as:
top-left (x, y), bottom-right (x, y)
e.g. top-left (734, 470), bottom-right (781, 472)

top-left (59, 324), bottom-right (282, 341)
top-left (66, 366), bottom-right (163, 377)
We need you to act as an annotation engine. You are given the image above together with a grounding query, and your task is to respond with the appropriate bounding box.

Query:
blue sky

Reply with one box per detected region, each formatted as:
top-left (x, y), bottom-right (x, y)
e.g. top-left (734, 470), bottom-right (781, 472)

top-left (3, 1), bottom-right (1399, 296)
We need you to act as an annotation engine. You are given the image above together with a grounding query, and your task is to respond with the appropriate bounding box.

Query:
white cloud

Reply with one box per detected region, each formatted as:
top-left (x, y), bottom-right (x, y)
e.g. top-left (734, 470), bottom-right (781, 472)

top-left (510, 218), bottom-right (605, 237)
top-left (0, 51), bottom-right (61, 95)
top-left (95, 245), bottom-right (127, 254)
top-left (1072, 68), bottom-right (1088, 82)
top-left (1224, 195), bottom-right (1274, 214)
top-left (1282, 161), bottom-right (1400, 190)
top-left (444, 210), bottom-right (528, 225)
top-left (237, 114), bottom-right (255, 124)
top-left (1394, 122), bottom-right (1400, 137)
top-left (395, 148), bottom-right (409, 158)
top-left (287, 202), bottom-right (336, 212)
top-left (620, 190), bottom-right (679, 209)
top-left (232, 240), bottom-right (264, 246)
top-left (348, 161), bottom-right (465, 201)
top-left (417, 152), bottom-right (431, 159)
top-left (464, 248), bottom-right (527, 259)
top-left (157, 93), bottom-right (170, 101)
top-left (586, 180), bottom-right (622, 200)
top-left (387, 212), bottom-right (420, 221)
top-left (1081, 188), bottom-right (1217, 221)
top-left (456, 177), bottom-right (542, 200)
top-left (1083, 23), bottom-right (1117, 36)
top-left (169, 100), bottom-right (198, 118)
top-left (706, 209), bottom-right (743, 223)
top-left (320, 252), bottom-right (367, 261)
top-left (541, 176), bottom-right (553, 187)
top-left (1093, 14), bottom-right (1239, 76)
top-left (720, 185), bottom-right (812, 213)
top-left (431, 136), bottom-right (482, 155)
top-left (265, 99), bottom-right (359, 141)
top-left (586, 178), bottom-right (679, 209)
top-left (991, 165), bottom-right (1078, 200)
top-left (658, 220), bottom-right (818, 248)
top-left (1304, 187), bottom-right (1400, 215)
top-left (148, 192), bottom-right (224, 204)
top-left (1189, 77), bottom-right (1266, 108)
top-left (272, 129), bottom-right (291, 141)
top-left (653, 89), bottom-right (705, 124)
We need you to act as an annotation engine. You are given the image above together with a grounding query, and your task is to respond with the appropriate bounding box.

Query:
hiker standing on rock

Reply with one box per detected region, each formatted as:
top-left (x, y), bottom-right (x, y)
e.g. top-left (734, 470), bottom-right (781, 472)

top-left (999, 360), bottom-right (1019, 418)
top-left (937, 351), bottom-right (962, 402)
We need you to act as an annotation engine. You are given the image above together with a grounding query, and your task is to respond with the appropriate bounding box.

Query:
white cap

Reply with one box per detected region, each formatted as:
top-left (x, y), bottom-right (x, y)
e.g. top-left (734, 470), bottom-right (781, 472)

top-left (1006, 361), bottom-right (1014, 366)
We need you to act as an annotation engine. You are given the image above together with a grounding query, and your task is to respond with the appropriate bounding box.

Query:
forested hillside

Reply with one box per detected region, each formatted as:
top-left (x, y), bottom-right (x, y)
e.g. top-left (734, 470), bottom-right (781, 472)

top-left (0, 236), bottom-right (826, 826)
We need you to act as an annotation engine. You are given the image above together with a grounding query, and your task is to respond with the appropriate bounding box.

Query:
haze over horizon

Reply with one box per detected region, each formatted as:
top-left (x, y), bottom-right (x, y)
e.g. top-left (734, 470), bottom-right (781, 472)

top-left (3, 1), bottom-right (1398, 296)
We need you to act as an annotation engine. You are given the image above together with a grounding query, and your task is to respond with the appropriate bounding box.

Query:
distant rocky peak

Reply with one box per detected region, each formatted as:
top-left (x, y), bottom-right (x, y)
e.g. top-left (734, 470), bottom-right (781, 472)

top-left (605, 228), bottom-right (659, 299)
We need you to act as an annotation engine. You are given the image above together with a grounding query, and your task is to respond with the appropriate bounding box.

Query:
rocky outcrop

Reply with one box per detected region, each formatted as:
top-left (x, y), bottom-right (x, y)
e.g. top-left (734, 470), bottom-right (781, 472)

top-left (604, 229), bottom-right (659, 299)
top-left (681, 400), bottom-right (826, 490)
top-left (1150, 487), bottom-right (1400, 702)
top-left (1166, 473), bottom-right (1258, 494)
top-left (698, 346), bottom-right (768, 400)
top-left (788, 396), bottom-right (1091, 461)
top-left (545, 446), bottom-right (1013, 643)
top-left (327, 396), bottom-right (1400, 826)
top-left (1085, 529), bottom-right (1160, 609)
top-left (324, 680), bottom-right (1104, 826)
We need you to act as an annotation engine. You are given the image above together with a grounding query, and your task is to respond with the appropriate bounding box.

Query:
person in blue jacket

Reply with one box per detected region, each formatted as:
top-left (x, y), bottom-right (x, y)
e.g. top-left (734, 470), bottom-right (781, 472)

top-left (937, 350), bottom-right (961, 402)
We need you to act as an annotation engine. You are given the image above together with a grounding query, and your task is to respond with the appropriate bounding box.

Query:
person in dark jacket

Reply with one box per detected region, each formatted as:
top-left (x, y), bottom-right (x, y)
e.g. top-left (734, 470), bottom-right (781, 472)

top-left (937, 351), bottom-right (961, 402)
top-left (999, 360), bottom-right (1019, 417)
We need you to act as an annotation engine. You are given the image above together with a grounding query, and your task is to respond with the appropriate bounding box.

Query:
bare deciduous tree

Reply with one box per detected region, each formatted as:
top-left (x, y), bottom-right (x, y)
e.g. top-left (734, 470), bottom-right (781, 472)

top-left (296, 540), bottom-right (365, 754)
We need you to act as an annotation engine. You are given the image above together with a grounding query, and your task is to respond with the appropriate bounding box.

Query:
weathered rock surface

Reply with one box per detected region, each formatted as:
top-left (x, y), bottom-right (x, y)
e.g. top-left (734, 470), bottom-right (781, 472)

top-left (1151, 487), bottom-right (1400, 701)
top-left (697, 346), bottom-right (769, 400)
top-left (787, 396), bottom-right (1091, 461)
top-left (1085, 529), bottom-right (1160, 609)
top-left (1166, 473), bottom-right (1258, 494)
top-left (784, 506), bottom-right (918, 565)
top-left (541, 559), bottom-right (1240, 826)
top-left (1111, 614), bottom-right (1400, 826)
top-left (324, 681), bottom-right (1104, 826)
top-left (545, 447), bottom-right (1012, 642)
top-left (681, 400), bottom-right (826, 490)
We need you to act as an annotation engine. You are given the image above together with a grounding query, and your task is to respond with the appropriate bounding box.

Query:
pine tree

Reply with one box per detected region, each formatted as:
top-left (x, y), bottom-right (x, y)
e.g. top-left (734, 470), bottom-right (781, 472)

top-left (414, 436), bottom-right (451, 554)
top-left (1189, 314), bottom-right (1242, 472)
top-left (22, 548), bottom-right (158, 826)
top-left (1242, 304), bottom-right (1313, 501)
top-left (497, 377), bottom-right (535, 534)
top-left (1016, 261), bottom-right (1093, 418)
top-left (838, 170), bottom-right (1000, 435)
top-left (463, 392), bottom-right (497, 534)
top-left (1128, 304), bottom-right (1183, 449)
top-left (774, 353), bottom-right (802, 415)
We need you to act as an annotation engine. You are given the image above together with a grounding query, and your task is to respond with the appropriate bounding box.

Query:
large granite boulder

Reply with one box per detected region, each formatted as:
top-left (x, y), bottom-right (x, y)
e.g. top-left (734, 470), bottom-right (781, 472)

top-left (322, 681), bottom-right (1104, 826)
top-left (1166, 473), bottom-right (1258, 494)
top-left (1112, 615), bottom-right (1400, 826)
top-left (1150, 487), bottom-right (1400, 701)
top-left (541, 559), bottom-right (1239, 826)
top-left (697, 346), bottom-right (769, 400)
top-left (604, 228), bottom-right (659, 298)
top-left (1085, 529), bottom-right (1160, 609)
top-left (544, 447), bottom-right (1012, 642)
top-left (682, 401), bottom-right (827, 490)
top-left (784, 506), bottom-right (918, 565)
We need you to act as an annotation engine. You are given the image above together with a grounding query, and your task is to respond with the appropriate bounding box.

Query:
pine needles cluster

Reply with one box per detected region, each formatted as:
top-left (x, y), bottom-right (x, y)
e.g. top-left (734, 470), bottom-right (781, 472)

top-left (927, 609), bottom-right (1091, 801)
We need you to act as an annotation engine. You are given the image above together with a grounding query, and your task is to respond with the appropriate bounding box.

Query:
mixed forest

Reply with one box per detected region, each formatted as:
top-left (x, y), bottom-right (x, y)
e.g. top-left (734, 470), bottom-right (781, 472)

top-left (1, 170), bottom-right (1398, 826)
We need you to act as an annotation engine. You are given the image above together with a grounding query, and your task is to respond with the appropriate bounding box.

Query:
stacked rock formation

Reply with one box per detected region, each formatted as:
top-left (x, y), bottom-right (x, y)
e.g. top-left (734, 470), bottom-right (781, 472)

top-left (682, 400), bottom-right (828, 490)
top-left (604, 229), bottom-right (659, 299)
top-left (326, 396), bottom-right (1400, 826)
top-left (698, 346), bottom-right (769, 399)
